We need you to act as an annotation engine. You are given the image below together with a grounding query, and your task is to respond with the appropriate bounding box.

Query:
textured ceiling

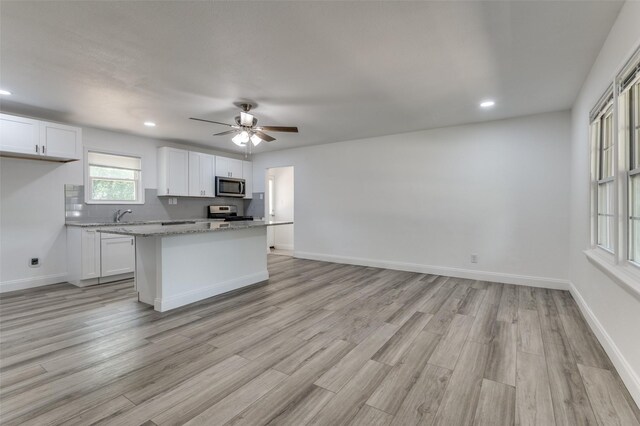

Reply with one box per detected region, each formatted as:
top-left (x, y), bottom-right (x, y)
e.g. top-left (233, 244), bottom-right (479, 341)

top-left (0, 1), bottom-right (623, 154)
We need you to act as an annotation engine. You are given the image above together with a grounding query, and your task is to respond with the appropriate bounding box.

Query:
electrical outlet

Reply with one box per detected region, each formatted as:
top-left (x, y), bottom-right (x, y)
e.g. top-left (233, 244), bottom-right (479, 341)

top-left (470, 254), bottom-right (478, 264)
top-left (29, 257), bottom-right (40, 268)
top-left (259, 193), bottom-right (264, 200)
top-left (173, 198), bottom-right (178, 205)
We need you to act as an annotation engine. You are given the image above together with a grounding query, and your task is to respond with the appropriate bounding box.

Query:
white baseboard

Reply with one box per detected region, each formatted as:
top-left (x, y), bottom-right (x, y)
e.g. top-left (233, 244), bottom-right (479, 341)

top-left (294, 251), bottom-right (570, 290)
top-left (274, 243), bottom-right (294, 251)
top-left (569, 282), bottom-right (640, 407)
top-left (154, 270), bottom-right (269, 312)
top-left (0, 273), bottom-right (68, 293)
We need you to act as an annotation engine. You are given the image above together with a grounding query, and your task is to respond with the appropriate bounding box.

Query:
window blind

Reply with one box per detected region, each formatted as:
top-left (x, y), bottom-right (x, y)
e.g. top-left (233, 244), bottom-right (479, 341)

top-left (618, 45), bottom-right (640, 94)
top-left (88, 151), bottom-right (141, 171)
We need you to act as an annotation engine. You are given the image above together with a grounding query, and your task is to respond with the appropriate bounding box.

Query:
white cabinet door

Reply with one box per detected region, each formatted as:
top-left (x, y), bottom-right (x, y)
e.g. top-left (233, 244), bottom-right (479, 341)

top-left (189, 152), bottom-right (215, 197)
top-left (188, 151), bottom-right (201, 197)
top-left (215, 156), bottom-right (243, 178)
top-left (40, 121), bottom-right (81, 160)
top-left (215, 156), bottom-right (229, 178)
top-left (0, 114), bottom-right (40, 155)
top-left (228, 158), bottom-right (243, 178)
top-left (101, 236), bottom-right (135, 276)
top-left (80, 229), bottom-right (101, 279)
top-left (200, 154), bottom-right (215, 197)
top-left (158, 147), bottom-right (189, 196)
top-left (243, 160), bottom-right (253, 199)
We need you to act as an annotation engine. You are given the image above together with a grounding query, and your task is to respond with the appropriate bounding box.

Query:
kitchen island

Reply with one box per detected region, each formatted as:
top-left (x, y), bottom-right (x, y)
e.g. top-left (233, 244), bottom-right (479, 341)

top-left (98, 220), bottom-right (292, 312)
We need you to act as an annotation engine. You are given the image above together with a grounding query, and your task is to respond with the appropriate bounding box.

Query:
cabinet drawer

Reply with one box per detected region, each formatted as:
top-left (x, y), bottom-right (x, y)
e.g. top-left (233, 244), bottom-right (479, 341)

top-left (100, 232), bottom-right (127, 240)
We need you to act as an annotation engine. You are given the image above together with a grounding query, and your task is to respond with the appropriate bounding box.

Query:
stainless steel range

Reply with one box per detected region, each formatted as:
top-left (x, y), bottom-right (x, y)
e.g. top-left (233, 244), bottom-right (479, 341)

top-left (207, 205), bottom-right (254, 222)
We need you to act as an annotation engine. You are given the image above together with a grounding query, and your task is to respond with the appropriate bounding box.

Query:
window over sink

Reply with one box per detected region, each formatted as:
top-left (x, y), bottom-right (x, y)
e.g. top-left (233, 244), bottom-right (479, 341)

top-left (86, 150), bottom-right (143, 204)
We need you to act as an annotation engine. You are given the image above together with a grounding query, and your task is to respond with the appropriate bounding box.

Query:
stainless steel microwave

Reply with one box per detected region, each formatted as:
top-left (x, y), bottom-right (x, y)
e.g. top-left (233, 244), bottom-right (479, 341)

top-left (215, 176), bottom-right (245, 198)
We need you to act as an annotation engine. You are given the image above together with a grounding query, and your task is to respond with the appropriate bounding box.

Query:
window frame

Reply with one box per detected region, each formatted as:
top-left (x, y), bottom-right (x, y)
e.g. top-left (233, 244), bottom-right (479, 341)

top-left (592, 103), bottom-right (616, 253)
top-left (626, 76), bottom-right (640, 266)
top-left (84, 148), bottom-right (145, 205)
top-left (586, 45), bottom-right (640, 298)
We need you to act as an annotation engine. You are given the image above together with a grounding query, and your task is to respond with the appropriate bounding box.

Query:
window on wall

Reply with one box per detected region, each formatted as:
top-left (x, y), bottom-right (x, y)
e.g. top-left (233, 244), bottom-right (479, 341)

top-left (86, 151), bottom-right (143, 204)
top-left (589, 45), bottom-right (640, 276)
top-left (593, 105), bottom-right (615, 251)
top-left (625, 78), bottom-right (640, 264)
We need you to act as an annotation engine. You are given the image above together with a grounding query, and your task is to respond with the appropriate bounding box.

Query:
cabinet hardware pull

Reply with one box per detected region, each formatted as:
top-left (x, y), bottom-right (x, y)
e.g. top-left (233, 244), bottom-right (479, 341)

top-left (35, 144), bottom-right (39, 153)
top-left (42, 145), bottom-right (45, 154)
top-left (131, 239), bottom-right (134, 245)
top-left (167, 188), bottom-right (169, 194)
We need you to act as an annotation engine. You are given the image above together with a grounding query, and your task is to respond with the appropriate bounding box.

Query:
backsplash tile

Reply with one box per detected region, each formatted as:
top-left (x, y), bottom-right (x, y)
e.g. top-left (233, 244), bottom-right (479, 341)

top-left (245, 193), bottom-right (265, 219)
top-left (64, 184), bottom-right (248, 222)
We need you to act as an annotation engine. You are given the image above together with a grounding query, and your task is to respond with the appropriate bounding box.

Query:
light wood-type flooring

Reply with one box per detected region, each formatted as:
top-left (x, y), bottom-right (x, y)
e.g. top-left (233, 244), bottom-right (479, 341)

top-left (1, 255), bottom-right (639, 425)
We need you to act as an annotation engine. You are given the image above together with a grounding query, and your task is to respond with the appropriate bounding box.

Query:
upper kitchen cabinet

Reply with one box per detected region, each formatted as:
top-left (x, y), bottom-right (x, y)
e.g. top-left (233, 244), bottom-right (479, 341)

top-left (0, 113), bottom-right (82, 161)
top-left (188, 151), bottom-right (215, 197)
top-left (40, 121), bottom-right (82, 160)
top-left (157, 147), bottom-right (189, 196)
top-left (243, 160), bottom-right (253, 199)
top-left (215, 156), bottom-right (243, 178)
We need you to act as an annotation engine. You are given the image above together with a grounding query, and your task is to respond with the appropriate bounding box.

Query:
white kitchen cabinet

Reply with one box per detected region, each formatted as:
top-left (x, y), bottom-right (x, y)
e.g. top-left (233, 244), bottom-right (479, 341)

top-left (188, 152), bottom-right (215, 197)
top-left (0, 114), bottom-right (40, 155)
top-left (157, 147), bottom-right (189, 196)
top-left (0, 113), bottom-right (81, 161)
top-left (215, 156), bottom-right (243, 178)
top-left (67, 226), bottom-right (135, 286)
top-left (80, 229), bottom-right (101, 279)
top-left (40, 120), bottom-right (82, 160)
top-left (101, 235), bottom-right (135, 277)
top-left (243, 160), bottom-right (253, 199)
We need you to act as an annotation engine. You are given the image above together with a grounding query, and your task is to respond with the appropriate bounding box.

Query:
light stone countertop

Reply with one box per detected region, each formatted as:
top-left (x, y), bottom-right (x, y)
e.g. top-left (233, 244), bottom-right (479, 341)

top-left (94, 220), bottom-right (293, 237)
top-left (65, 218), bottom-right (214, 227)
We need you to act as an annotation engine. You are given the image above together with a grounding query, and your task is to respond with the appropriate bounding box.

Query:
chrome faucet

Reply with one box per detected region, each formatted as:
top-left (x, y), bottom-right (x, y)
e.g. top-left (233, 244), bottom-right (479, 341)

top-left (114, 209), bottom-right (132, 223)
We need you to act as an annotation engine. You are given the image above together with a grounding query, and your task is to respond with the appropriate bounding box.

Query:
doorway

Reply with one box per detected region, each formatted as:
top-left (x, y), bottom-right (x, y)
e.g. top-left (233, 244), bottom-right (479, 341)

top-left (265, 166), bottom-right (294, 256)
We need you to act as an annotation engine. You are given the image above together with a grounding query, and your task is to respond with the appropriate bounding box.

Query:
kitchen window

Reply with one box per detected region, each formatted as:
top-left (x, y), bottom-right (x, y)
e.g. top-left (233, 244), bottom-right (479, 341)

top-left (86, 151), bottom-right (143, 204)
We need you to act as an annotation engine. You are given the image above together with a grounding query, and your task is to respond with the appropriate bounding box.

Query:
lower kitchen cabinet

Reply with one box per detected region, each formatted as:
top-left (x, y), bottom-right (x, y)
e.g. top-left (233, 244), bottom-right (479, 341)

top-left (80, 229), bottom-right (101, 280)
top-left (67, 227), bottom-right (135, 286)
top-left (100, 235), bottom-right (135, 277)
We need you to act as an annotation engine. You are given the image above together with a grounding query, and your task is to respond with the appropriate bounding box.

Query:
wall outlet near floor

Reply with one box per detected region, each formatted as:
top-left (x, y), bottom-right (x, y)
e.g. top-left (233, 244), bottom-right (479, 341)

top-left (168, 198), bottom-right (178, 205)
top-left (29, 257), bottom-right (40, 267)
top-left (470, 254), bottom-right (478, 264)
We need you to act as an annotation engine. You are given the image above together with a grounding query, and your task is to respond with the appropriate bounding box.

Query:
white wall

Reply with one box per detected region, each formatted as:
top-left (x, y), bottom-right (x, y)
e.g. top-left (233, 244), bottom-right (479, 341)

top-left (0, 156), bottom-right (81, 290)
top-left (0, 124), bottom-right (243, 292)
top-left (268, 166), bottom-right (294, 250)
top-left (569, 1), bottom-right (640, 405)
top-left (253, 111), bottom-right (572, 287)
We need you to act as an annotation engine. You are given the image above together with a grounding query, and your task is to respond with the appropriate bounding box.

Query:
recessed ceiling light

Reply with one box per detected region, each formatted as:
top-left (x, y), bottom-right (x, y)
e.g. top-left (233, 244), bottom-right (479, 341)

top-left (144, 121), bottom-right (156, 127)
top-left (480, 100), bottom-right (495, 108)
top-left (0, 89), bottom-right (12, 96)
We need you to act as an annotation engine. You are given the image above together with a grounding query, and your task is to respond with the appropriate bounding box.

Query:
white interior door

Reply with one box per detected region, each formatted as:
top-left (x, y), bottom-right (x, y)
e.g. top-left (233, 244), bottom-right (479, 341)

top-left (267, 175), bottom-right (275, 248)
top-left (273, 168), bottom-right (294, 251)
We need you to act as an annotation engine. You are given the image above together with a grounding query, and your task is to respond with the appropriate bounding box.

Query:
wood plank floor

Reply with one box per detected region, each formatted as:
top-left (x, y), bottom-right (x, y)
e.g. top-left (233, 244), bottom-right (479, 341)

top-left (1, 255), bottom-right (639, 425)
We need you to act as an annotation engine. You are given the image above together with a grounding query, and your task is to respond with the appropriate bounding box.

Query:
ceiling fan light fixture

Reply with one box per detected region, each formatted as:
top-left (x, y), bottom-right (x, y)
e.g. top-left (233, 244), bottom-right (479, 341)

top-left (250, 134), bottom-right (262, 146)
top-left (232, 130), bottom-right (250, 146)
top-left (240, 111), bottom-right (254, 127)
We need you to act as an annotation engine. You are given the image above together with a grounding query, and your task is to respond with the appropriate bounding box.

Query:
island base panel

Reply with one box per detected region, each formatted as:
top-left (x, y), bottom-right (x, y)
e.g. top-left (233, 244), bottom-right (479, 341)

top-left (135, 227), bottom-right (269, 312)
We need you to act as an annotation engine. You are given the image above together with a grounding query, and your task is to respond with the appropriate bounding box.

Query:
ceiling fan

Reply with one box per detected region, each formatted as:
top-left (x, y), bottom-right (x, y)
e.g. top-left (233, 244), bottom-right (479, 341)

top-left (190, 103), bottom-right (298, 147)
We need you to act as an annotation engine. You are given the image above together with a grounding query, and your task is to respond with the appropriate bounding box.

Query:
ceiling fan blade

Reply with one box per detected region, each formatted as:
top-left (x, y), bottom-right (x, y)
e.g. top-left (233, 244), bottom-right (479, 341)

top-left (190, 117), bottom-right (236, 127)
top-left (255, 131), bottom-right (276, 142)
top-left (258, 126), bottom-right (298, 133)
top-left (213, 130), bottom-right (238, 136)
